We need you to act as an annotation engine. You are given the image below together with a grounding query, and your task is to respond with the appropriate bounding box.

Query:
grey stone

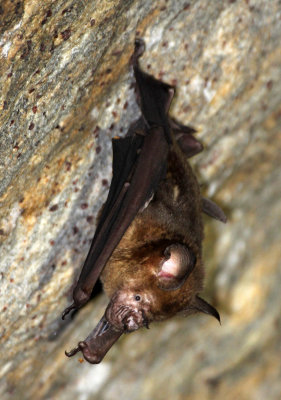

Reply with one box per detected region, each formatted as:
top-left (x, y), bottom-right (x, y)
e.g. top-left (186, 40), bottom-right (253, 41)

top-left (0, 0), bottom-right (280, 399)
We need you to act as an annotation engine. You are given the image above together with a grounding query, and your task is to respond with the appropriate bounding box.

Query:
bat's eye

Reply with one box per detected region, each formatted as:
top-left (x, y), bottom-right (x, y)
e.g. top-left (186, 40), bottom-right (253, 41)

top-left (134, 295), bottom-right (141, 301)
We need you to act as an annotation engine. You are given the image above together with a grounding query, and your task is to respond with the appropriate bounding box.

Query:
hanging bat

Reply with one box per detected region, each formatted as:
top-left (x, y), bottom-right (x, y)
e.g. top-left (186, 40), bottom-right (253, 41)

top-left (62, 39), bottom-right (226, 364)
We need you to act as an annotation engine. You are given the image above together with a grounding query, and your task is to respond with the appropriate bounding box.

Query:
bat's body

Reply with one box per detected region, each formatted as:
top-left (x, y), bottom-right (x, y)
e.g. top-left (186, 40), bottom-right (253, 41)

top-left (101, 138), bottom-right (204, 318)
top-left (63, 39), bottom-right (226, 364)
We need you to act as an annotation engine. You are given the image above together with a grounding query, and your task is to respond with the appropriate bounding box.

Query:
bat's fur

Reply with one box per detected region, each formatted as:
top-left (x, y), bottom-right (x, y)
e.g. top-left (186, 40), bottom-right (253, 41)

top-left (63, 39), bottom-right (224, 364)
top-left (101, 137), bottom-right (204, 321)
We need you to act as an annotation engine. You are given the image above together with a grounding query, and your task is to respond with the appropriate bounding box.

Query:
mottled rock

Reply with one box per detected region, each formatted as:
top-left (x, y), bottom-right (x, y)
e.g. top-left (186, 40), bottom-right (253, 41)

top-left (0, 0), bottom-right (280, 399)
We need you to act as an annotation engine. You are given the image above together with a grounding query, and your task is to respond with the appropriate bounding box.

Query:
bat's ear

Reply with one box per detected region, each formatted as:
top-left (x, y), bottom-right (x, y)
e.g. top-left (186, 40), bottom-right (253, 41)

top-left (157, 244), bottom-right (196, 291)
top-left (192, 295), bottom-right (221, 323)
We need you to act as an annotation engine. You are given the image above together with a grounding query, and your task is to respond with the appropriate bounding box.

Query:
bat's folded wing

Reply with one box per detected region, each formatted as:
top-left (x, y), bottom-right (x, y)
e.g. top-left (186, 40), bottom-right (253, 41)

top-left (75, 134), bottom-right (144, 290)
top-left (96, 134), bottom-right (143, 237)
top-left (62, 38), bottom-right (174, 319)
top-left (62, 127), bottom-right (170, 318)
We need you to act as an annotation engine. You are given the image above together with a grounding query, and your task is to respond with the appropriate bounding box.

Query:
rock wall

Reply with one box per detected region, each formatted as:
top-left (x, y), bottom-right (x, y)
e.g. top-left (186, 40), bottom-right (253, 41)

top-left (0, 0), bottom-right (280, 399)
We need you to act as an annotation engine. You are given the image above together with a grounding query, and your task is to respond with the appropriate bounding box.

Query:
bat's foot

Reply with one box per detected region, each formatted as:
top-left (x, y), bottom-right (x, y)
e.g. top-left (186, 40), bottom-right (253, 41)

top-left (131, 38), bottom-right (145, 66)
top-left (62, 303), bottom-right (76, 320)
top-left (134, 38), bottom-right (145, 56)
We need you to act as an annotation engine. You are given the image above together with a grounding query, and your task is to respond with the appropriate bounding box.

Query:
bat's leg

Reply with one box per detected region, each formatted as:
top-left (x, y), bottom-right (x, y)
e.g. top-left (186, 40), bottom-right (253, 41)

top-left (172, 119), bottom-right (226, 224)
top-left (202, 197), bottom-right (227, 223)
top-left (176, 133), bottom-right (203, 158)
top-left (170, 117), bottom-right (203, 158)
top-left (131, 38), bottom-right (145, 64)
top-left (169, 117), bottom-right (197, 135)
top-left (125, 117), bottom-right (146, 137)
top-left (132, 39), bottom-right (175, 143)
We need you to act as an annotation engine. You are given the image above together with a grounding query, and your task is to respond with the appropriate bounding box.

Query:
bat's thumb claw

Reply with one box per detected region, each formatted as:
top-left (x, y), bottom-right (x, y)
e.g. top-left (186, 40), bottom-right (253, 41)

top-left (65, 345), bottom-right (81, 357)
top-left (62, 303), bottom-right (76, 320)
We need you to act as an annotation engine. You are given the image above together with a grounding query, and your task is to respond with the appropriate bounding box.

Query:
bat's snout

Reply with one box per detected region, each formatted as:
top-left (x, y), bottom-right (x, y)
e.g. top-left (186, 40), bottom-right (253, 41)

top-left (105, 291), bottom-right (151, 332)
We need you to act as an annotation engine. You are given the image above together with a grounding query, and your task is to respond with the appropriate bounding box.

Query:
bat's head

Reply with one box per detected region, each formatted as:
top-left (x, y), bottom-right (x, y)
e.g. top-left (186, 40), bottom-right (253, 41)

top-left (104, 243), bottom-right (220, 331)
top-left (105, 289), bottom-right (152, 331)
top-left (103, 243), bottom-right (195, 331)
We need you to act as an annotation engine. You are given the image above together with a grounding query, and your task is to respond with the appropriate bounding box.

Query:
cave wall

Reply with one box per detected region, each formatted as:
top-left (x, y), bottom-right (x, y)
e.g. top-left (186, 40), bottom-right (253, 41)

top-left (0, 1), bottom-right (280, 399)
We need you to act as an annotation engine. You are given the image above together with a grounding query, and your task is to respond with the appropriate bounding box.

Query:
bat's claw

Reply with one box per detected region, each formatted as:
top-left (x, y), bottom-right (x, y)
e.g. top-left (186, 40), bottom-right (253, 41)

top-left (65, 341), bottom-right (103, 364)
top-left (62, 303), bottom-right (76, 320)
top-left (135, 38), bottom-right (145, 56)
top-left (65, 345), bottom-right (81, 358)
top-left (131, 38), bottom-right (145, 66)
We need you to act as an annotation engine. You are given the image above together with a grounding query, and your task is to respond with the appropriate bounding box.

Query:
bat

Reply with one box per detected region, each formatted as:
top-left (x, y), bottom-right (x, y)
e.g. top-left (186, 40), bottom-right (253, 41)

top-left (62, 39), bottom-right (226, 364)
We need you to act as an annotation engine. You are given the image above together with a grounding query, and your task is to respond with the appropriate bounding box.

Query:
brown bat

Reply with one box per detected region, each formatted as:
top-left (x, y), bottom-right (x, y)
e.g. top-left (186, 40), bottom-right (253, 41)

top-left (62, 39), bottom-right (226, 364)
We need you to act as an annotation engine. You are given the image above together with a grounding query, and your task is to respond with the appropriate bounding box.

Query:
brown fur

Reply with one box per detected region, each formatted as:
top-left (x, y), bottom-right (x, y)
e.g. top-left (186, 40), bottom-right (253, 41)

top-left (63, 39), bottom-right (222, 364)
top-left (101, 138), bottom-right (204, 321)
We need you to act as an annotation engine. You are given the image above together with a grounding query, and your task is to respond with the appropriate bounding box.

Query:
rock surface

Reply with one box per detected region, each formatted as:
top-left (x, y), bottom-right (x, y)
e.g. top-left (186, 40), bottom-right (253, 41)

top-left (0, 0), bottom-right (280, 399)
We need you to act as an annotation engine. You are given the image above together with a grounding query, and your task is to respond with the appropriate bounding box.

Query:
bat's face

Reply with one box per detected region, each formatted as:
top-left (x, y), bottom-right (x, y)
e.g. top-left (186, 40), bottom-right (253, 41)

top-left (105, 289), bottom-right (152, 331)
top-left (104, 243), bottom-right (198, 331)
